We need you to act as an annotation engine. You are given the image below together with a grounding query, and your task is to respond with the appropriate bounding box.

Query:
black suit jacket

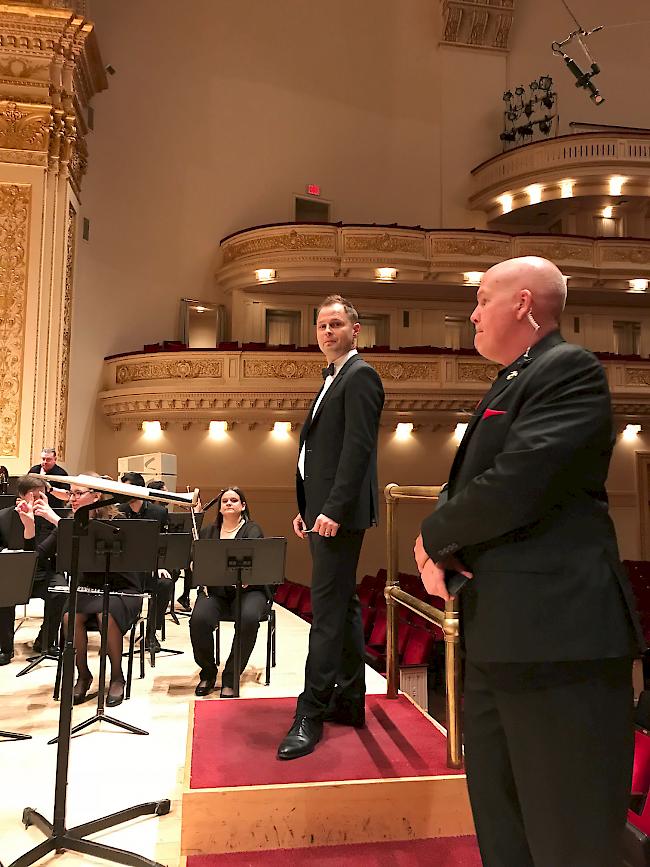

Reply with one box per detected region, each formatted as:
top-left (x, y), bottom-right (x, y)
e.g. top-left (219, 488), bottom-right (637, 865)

top-left (297, 354), bottom-right (384, 530)
top-left (421, 330), bottom-right (643, 663)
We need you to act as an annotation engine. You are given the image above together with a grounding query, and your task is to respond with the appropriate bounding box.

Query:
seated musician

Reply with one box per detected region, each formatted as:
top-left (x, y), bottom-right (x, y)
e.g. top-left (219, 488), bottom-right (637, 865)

top-left (0, 475), bottom-right (65, 664)
top-left (21, 475), bottom-right (146, 707)
top-left (118, 472), bottom-right (171, 652)
top-left (190, 487), bottom-right (271, 697)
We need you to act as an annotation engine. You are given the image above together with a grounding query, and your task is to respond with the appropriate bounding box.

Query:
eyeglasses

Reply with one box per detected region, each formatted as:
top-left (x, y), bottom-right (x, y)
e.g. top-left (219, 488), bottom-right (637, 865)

top-left (69, 490), bottom-right (91, 499)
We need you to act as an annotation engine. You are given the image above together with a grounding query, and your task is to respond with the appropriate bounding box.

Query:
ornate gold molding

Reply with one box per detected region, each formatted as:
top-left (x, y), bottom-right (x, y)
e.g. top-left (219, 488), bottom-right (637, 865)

top-left (603, 246), bottom-right (650, 265)
top-left (368, 360), bottom-right (440, 381)
top-left (223, 229), bottom-right (335, 263)
top-left (440, 0), bottom-right (515, 51)
top-left (116, 359), bottom-right (224, 384)
top-left (243, 358), bottom-right (323, 379)
top-left (517, 240), bottom-right (592, 261)
top-left (430, 237), bottom-right (510, 258)
top-left (0, 99), bottom-right (51, 151)
top-left (457, 361), bottom-right (498, 383)
top-left (56, 201), bottom-right (75, 460)
top-left (625, 368), bottom-right (650, 388)
top-left (0, 182), bottom-right (30, 456)
top-left (345, 233), bottom-right (424, 255)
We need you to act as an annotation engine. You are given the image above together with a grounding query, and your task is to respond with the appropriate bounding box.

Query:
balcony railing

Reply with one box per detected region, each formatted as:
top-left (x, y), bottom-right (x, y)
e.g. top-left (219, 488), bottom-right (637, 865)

top-left (100, 348), bottom-right (650, 429)
top-left (215, 224), bottom-right (650, 291)
top-left (470, 132), bottom-right (650, 219)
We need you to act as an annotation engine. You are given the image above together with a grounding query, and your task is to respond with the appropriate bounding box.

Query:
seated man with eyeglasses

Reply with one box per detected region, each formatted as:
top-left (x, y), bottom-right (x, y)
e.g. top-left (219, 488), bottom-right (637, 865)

top-left (0, 475), bottom-right (65, 664)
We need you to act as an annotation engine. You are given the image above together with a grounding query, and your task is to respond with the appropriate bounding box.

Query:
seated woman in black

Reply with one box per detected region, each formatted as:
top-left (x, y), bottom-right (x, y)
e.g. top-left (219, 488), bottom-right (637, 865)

top-left (22, 476), bottom-right (145, 707)
top-left (190, 487), bottom-right (270, 697)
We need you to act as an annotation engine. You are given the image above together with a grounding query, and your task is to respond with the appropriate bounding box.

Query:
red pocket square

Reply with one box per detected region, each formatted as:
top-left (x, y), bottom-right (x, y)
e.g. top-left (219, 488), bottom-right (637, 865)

top-left (482, 409), bottom-right (507, 419)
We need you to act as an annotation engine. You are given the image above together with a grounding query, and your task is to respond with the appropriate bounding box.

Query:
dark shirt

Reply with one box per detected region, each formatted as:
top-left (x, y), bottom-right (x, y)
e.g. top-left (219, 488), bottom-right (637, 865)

top-left (28, 463), bottom-right (69, 508)
top-left (118, 500), bottom-right (168, 528)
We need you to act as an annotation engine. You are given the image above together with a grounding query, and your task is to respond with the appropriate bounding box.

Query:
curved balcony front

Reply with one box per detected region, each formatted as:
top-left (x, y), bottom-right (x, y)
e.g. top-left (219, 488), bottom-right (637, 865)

top-left (100, 348), bottom-right (650, 431)
top-left (470, 132), bottom-right (650, 223)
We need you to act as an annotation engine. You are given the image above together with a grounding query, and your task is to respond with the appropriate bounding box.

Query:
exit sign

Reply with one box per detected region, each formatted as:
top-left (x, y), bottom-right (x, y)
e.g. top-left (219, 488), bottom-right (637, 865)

top-left (306, 184), bottom-right (321, 196)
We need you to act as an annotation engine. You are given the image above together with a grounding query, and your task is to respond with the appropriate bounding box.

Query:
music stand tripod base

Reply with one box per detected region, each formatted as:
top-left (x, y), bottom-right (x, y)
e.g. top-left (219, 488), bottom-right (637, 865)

top-left (0, 498), bottom-right (171, 867)
top-left (2, 798), bottom-right (171, 867)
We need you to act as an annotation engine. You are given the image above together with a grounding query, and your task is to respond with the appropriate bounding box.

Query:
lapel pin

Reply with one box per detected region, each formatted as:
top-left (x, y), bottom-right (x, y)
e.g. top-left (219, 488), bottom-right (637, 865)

top-left (506, 371), bottom-right (518, 381)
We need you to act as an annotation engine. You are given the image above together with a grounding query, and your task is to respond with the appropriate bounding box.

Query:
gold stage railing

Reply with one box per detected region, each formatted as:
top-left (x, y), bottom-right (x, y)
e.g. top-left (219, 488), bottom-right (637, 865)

top-left (384, 483), bottom-right (463, 769)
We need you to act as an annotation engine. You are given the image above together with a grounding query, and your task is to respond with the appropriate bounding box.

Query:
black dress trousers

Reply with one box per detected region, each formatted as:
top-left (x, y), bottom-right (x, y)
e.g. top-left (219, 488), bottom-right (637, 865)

top-left (190, 589), bottom-right (269, 687)
top-left (0, 606), bottom-right (13, 653)
top-left (463, 658), bottom-right (634, 867)
top-left (296, 529), bottom-right (365, 720)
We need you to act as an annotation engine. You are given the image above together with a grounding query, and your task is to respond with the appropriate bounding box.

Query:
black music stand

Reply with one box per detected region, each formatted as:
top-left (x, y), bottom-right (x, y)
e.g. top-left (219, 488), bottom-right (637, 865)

top-left (0, 551), bottom-right (37, 741)
top-left (191, 537), bottom-right (286, 697)
top-left (0, 499), bottom-right (170, 867)
top-left (51, 518), bottom-right (160, 742)
top-left (165, 512), bottom-right (203, 621)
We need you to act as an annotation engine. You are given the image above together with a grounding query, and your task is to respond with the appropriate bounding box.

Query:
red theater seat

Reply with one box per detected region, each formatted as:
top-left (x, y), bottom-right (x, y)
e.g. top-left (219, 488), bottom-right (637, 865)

top-left (298, 591), bottom-right (313, 622)
top-left (402, 629), bottom-right (434, 667)
top-left (361, 606), bottom-right (375, 640)
top-left (625, 730), bottom-right (650, 866)
top-left (285, 584), bottom-right (307, 613)
top-left (273, 582), bottom-right (292, 606)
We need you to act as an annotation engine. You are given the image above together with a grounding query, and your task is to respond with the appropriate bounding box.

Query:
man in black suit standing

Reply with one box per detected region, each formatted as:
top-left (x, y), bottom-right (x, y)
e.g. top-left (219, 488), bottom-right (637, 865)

top-left (28, 448), bottom-right (69, 508)
top-left (415, 256), bottom-right (643, 867)
top-left (277, 294), bottom-right (384, 760)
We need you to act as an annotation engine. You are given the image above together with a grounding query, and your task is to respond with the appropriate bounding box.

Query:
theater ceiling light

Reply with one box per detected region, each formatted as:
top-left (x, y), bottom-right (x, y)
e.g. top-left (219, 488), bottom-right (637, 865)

top-left (498, 193), bottom-right (513, 214)
top-left (526, 184), bottom-right (542, 205)
top-left (209, 421), bottom-right (228, 439)
top-left (142, 421), bottom-right (162, 438)
top-left (376, 267), bottom-right (397, 281)
top-left (272, 421), bottom-right (292, 439)
top-left (454, 422), bottom-right (468, 443)
top-left (255, 268), bottom-right (276, 282)
top-left (464, 272), bottom-right (484, 286)
top-left (602, 205), bottom-right (613, 219)
top-left (609, 176), bottom-right (625, 196)
top-left (395, 422), bottom-right (414, 441)
top-left (623, 424), bottom-right (641, 441)
top-left (629, 279), bottom-right (649, 292)
top-left (560, 179), bottom-right (574, 198)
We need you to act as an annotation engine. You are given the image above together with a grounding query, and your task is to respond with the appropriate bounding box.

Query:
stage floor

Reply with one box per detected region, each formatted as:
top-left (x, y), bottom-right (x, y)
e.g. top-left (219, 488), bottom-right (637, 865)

top-left (0, 596), bottom-right (387, 866)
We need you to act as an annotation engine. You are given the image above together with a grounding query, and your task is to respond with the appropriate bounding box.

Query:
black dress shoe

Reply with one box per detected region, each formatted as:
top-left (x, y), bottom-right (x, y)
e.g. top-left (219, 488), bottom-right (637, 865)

top-left (73, 675), bottom-right (93, 704)
top-left (277, 716), bottom-right (323, 760)
top-left (145, 636), bottom-right (161, 654)
top-left (177, 595), bottom-right (191, 612)
top-left (106, 679), bottom-right (125, 707)
top-left (323, 704), bottom-right (365, 729)
top-left (33, 632), bottom-right (44, 654)
top-left (195, 678), bottom-right (216, 697)
top-left (0, 650), bottom-right (14, 666)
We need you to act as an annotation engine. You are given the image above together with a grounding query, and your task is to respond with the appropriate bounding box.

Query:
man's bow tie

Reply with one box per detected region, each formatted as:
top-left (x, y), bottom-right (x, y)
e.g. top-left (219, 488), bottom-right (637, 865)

top-left (322, 362), bottom-right (336, 380)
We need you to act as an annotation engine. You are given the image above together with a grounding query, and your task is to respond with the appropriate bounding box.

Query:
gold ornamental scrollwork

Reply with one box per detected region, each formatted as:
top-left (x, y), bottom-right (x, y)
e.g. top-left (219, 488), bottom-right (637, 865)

top-left (0, 183), bottom-right (31, 456)
top-left (368, 361), bottom-right (441, 382)
top-left (345, 233), bottom-right (424, 255)
top-left (0, 100), bottom-right (51, 152)
top-left (430, 237), bottom-right (510, 258)
top-left (602, 246), bottom-right (650, 265)
top-left (57, 203), bottom-right (75, 461)
top-left (625, 368), bottom-right (650, 388)
top-left (517, 241), bottom-right (590, 261)
top-left (243, 359), bottom-right (323, 379)
top-left (458, 362), bottom-right (499, 384)
top-left (223, 229), bottom-right (335, 263)
top-left (115, 359), bottom-right (224, 384)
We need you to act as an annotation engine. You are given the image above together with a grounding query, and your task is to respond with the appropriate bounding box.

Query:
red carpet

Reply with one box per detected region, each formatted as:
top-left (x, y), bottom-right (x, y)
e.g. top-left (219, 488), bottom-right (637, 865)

top-left (190, 694), bottom-right (463, 789)
top-left (186, 836), bottom-right (482, 865)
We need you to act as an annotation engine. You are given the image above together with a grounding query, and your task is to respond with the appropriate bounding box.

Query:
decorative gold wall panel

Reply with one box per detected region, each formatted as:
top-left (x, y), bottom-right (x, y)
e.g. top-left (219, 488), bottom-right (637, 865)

top-left (116, 359), bottom-right (224, 384)
top-left (243, 359), bottom-right (323, 379)
top-left (223, 229), bottom-right (335, 263)
top-left (57, 201), bottom-right (75, 460)
top-left (0, 182), bottom-right (30, 456)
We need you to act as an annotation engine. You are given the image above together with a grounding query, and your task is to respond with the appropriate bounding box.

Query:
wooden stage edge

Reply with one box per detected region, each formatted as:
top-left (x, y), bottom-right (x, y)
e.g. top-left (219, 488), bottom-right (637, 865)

top-left (181, 696), bottom-right (474, 856)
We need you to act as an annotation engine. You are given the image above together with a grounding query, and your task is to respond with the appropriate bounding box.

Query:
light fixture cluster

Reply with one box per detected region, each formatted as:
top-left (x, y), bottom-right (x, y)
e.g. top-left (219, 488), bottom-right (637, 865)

top-left (500, 77), bottom-right (557, 150)
top-left (496, 176), bottom-right (628, 218)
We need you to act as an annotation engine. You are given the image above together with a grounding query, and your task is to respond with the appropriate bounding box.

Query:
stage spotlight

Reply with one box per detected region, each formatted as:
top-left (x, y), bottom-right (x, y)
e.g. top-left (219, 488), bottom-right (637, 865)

top-left (502, 90), bottom-right (513, 102)
top-left (561, 54), bottom-right (605, 104)
top-left (500, 129), bottom-right (517, 143)
top-left (515, 85), bottom-right (525, 96)
top-left (538, 116), bottom-right (553, 135)
top-left (538, 75), bottom-right (553, 91)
